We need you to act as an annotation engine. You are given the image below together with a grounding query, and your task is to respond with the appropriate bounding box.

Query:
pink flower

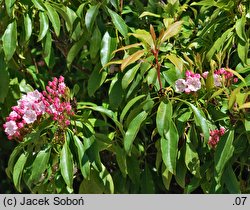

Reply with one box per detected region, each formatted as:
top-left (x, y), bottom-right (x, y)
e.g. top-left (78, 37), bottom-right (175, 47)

top-left (186, 77), bottom-right (201, 92)
top-left (175, 79), bottom-right (186, 92)
top-left (208, 127), bottom-right (225, 148)
top-left (213, 74), bottom-right (222, 87)
top-left (202, 71), bottom-right (209, 79)
top-left (4, 121), bottom-right (18, 136)
top-left (23, 109), bottom-right (37, 124)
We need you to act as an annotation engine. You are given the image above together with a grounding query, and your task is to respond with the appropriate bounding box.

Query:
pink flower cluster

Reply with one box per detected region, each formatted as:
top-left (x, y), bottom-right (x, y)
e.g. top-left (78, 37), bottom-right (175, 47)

top-left (3, 90), bottom-right (45, 140)
top-left (202, 68), bottom-right (238, 87)
top-left (175, 70), bottom-right (201, 93)
top-left (42, 76), bottom-right (74, 128)
top-left (208, 127), bottom-right (225, 148)
top-left (3, 76), bottom-right (74, 141)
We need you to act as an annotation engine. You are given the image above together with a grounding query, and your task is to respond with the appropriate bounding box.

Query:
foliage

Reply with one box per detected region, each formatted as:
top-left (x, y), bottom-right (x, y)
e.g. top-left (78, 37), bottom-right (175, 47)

top-left (0, 0), bottom-right (250, 193)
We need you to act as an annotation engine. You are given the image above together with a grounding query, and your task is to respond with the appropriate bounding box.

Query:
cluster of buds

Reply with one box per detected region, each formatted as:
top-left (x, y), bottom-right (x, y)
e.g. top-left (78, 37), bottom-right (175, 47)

top-left (208, 127), bottom-right (225, 148)
top-left (3, 90), bottom-right (45, 140)
top-left (202, 68), bottom-right (238, 87)
top-left (3, 76), bottom-right (74, 141)
top-left (42, 76), bottom-right (74, 128)
top-left (175, 70), bottom-right (201, 93)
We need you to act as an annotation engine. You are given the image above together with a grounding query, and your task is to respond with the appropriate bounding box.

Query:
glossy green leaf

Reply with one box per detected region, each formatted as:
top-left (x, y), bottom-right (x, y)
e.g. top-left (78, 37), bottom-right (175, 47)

top-left (5, 0), bottom-right (16, 16)
top-left (67, 36), bottom-right (86, 68)
top-left (43, 32), bottom-right (52, 66)
top-left (13, 153), bottom-right (28, 192)
top-left (162, 164), bottom-right (172, 190)
top-left (235, 16), bottom-right (247, 41)
top-left (185, 131), bottom-right (201, 178)
top-left (32, 0), bottom-right (45, 11)
top-left (79, 168), bottom-right (104, 193)
top-left (107, 8), bottom-right (128, 37)
top-left (161, 120), bottom-right (179, 174)
top-left (6, 145), bottom-right (23, 178)
top-left (23, 13), bottom-right (32, 42)
top-left (165, 54), bottom-right (184, 72)
top-left (100, 31), bottom-right (117, 67)
top-left (0, 54), bottom-right (9, 103)
top-left (38, 12), bottom-right (49, 41)
top-left (140, 163), bottom-right (155, 193)
top-left (121, 50), bottom-right (144, 71)
top-left (237, 39), bottom-right (248, 64)
top-left (160, 21), bottom-right (183, 44)
top-left (73, 135), bottom-right (90, 179)
top-left (29, 148), bottom-right (51, 183)
top-left (215, 130), bottom-right (234, 182)
top-left (188, 102), bottom-right (209, 142)
top-left (124, 111), bottom-right (148, 154)
top-left (223, 165), bottom-right (240, 193)
top-left (130, 29), bottom-right (154, 48)
top-left (127, 156), bottom-right (140, 185)
top-left (175, 147), bottom-right (187, 188)
top-left (85, 4), bottom-right (100, 31)
top-left (139, 11), bottom-right (161, 18)
top-left (109, 74), bottom-right (123, 109)
top-left (206, 28), bottom-right (233, 60)
top-left (120, 95), bottom-right (146, 123)
top-left (122, 63), bottom-right (140, 89)
top-left (156, 100), bottom-right (172, 137)
top-left (44, 3), bottom-right (60, 36)
top-left (2, 20), bottom-right (17, 61)
top-left (60, 140), bottom-right (74, 190)
top-left (88, 63), bottom-right (107, 96)
top-left (114, 145), bottom-right (127, 177)
top-left (90, 26), bottom-right (102, 59)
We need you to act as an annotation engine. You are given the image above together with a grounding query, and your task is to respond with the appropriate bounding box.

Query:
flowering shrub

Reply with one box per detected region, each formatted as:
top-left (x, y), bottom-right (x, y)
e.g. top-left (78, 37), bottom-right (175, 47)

top-left (0, 0), bottom-right (250, 194)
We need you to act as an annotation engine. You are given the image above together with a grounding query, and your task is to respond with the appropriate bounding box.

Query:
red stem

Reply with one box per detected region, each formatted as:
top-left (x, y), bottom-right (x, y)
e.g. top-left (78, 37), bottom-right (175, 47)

top-left (153, 50), bottom-right (162, 90)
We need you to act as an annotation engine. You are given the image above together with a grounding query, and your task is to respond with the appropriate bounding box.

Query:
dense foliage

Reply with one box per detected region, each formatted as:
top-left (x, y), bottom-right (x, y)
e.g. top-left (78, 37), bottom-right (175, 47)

top-left (0, 0), bottom-right (250, 193)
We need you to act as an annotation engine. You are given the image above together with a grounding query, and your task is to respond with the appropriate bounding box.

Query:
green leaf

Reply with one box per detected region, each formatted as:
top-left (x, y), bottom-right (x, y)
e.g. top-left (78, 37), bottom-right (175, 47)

top-left (188, 102), bottom-right (209, 142)
top-left (43, 32), bottom-right (52, 67)
top-left (121, 50), bottom-right (144, 71)
top-left (23, 13), bottom-right (32, 42)
top-left (235, 16), bottom-right (247, 41)
top-left (237, 39), bottom-right (248, 65)
top-left (162, 164), bottom-right (172, 190)
top-left (122, 63), bottom-right (140, 89)
top-left (0, 54), bottom-right (9, 103)
top-left (215, 130), bottom-right (234, 182)
top-left (44, 3), bottom-right (60, 37)
top-left (130, 29), bottom-right (154, 48)
top-left (127, 156), bottom-right (140, 185)
top-left (100, 31), bottom-right (117, 67)
top-left (29, 148), bottom-right (51, 183)
top-left (165, 54), bottom-right (184, 72)
top-left (6, 145), bottom-right (23, 178)
top-left (88, 63), bottom-right (107, 96)
top-left (5, 0), bottom-right (16, 17)
top-left (175, 147), bottom-right (187, 188)
top-left (79, 168), bottom-right (104, 193)
top-left (185, 130), bottom-right (201, 178)
top-left (160, 21), bottom-right (183, 44)
top-left (13, 153), bottom-right (28, 192)
top-left (124, 111), bottom-right (148, 154)
top-left (114, 145), bottom-right (127, 177)
top-left (60, 139), bottom-right (74, 190)
top-left (156, 100), bottom-right (172, 137)
top-left (139, 11), bottom-right (161, 18)
top-left (206, 28), bottom-right (233, 60)
top-left (73, 135), bottom-right (90, 179)
top-left (38, 12), bottom-right (49, 41)
top-left (90, 26), bottom-right (102, 59)
top-left (120, 95), bottom-right (146, 123)
top-left (2, 20), bottom-right (17, 61)
top-left (161, 120), bottom-right (179, 174)
top-left (85, 4), bottom-right (100, 31)
top-left (223, 165), bottom-right (240, 193)
top-left (67, 36), bottom-right (86, 68)
top-left (140, 163), bottom-right (155, 193)
top-left (107, 8), bottom-right (128, 37)
top-left (32, 0), bottom-right (45, 11)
